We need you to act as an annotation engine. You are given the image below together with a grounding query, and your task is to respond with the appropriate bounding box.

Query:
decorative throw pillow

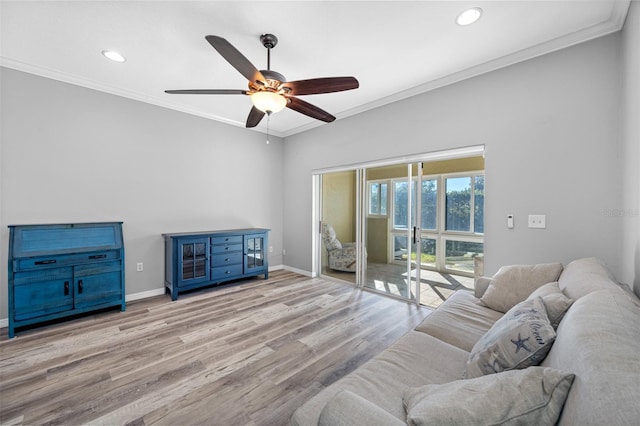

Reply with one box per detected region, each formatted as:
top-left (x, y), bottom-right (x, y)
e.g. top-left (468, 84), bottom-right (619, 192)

top-left (465, 297), bottom-right (556, 379)
top-left (480, 262), bottom-right (563, 313)
top-left (403, 367), bottom-right (575, 426)
top-left (527, 281), bottom-right (574, 329)
top-left (321, 224), bottom-right (342, 250)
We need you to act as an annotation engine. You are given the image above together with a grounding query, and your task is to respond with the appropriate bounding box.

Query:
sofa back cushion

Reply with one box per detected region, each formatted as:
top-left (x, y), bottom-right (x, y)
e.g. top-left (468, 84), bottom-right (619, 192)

top-left (541, 290), bottom-right (640, 425)
top-left (480, 262), bottom-right (563, 313)
top-left (557, 257), bottom-right (618, 300)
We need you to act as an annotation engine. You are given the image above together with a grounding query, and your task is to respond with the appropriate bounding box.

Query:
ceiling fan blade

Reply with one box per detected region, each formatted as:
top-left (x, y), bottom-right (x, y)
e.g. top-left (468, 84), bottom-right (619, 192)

top-left (205, 35), bottom-right (265, 83)
top-left (246, 106), bottom-right (266, 128)
top-left (282, 77), bottom-right (359, 96)
top-left (286, 97), bottom-right (336, 123)
top-left (165, 89), bottom-right (247, 95)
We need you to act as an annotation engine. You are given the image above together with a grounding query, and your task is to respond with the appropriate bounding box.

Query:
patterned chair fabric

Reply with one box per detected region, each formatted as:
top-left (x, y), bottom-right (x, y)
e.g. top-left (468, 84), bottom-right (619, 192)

top-left (322, 223), bottom-right (362, 272)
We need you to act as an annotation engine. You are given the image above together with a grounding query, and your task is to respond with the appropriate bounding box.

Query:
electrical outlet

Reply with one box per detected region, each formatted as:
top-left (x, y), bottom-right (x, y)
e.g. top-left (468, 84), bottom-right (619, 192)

top-left (528, 215), bottom-right (546, 229)
top-left (269, 246), bottom-right (273, 253)
top-left (136, 262), bottom-right (144, 272)
top-left (282, 249), bottom-right (286, 256)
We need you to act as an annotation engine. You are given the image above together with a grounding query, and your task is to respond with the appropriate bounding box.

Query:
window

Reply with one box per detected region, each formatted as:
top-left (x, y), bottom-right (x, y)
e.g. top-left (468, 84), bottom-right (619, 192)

top-left (421, 179), bottom-right (437, 230)
top-left (368, 181), bottom-right (388, 216)
top-left (393, 180), bottom-right (415, 228)
top-left (474, 175), bottom-right (484, 234)
top-left (445, 174), bottom-right (484, 234)
top-left (371, 168), bottom-right (484, 277)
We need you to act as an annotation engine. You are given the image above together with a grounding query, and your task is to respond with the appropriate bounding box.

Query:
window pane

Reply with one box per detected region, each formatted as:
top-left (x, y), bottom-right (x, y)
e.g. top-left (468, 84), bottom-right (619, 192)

top-left (394, 180), bottom-right (417, 228)
top-left (421, 179), bottom-right (437, 230)
top-left (393, 234), bottom-right (409, 261)
top-left (369, 183), bottom-right (379, 215)
top-left (474, 176), bottom-right (484, 234)
top-left (394, 181), bottom-right (409, 228)
top-left (419, 237), bottom-right (436, 268)
top-left (380, 183), bottom-right (388, 215)
top-left (445, 177), bottom-right (471, 231)
top-left (445, 240), bottom-right (483, 273)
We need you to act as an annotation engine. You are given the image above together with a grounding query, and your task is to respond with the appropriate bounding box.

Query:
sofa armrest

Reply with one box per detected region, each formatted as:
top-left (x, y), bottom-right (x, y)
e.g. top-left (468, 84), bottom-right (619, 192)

top-left (475, 276), bottom-right (493, 298)
top-left (318, 390), bottom-right (405, 426)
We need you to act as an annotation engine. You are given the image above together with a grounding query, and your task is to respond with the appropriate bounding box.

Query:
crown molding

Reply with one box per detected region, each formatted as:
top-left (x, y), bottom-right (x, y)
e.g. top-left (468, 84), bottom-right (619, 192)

top-left (2, 1), bottom-right (629, 140)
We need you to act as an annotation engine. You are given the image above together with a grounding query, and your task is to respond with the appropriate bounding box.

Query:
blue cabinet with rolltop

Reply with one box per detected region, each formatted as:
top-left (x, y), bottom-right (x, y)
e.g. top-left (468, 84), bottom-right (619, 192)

top-left (7, 222), bottom-right (126, 338)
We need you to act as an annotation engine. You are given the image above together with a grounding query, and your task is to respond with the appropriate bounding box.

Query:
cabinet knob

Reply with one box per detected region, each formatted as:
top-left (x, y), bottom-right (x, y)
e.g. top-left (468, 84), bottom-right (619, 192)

top-left (64, 281), bottom-right (69, 296)
top-left (78, 280), bottom-right (83, 294)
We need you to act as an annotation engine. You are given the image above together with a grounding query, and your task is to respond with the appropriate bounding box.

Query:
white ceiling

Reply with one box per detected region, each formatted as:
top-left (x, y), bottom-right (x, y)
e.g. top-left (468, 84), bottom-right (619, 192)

top-left (0, 1), bottom-right (630, 137)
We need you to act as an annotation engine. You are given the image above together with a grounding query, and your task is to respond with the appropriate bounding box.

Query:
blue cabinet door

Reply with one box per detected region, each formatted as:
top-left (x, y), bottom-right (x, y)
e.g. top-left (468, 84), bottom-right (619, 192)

top-left (13, 268), bottom-right (74, 321)
top-left (177, 238), bottom-right (210, 287)
top-left (74, 261), bottom-right (123, 309)
top-left (244, 233), bottom-right (268, 277)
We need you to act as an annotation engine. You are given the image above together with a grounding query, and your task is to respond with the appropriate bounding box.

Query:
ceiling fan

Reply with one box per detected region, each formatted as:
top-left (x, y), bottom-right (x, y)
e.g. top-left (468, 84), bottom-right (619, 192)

top-left (165, 34), bottom-right (359, 128)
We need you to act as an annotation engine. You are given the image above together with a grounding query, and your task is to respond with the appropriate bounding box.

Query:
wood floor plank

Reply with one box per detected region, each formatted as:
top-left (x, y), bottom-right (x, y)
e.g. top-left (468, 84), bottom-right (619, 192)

top-left (0, 270), bottom-right (432, 425)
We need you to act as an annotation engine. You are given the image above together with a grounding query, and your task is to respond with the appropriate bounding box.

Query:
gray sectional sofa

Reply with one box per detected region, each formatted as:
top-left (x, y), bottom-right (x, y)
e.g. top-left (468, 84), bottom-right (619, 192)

top-left (291, 257), bottom-right (640, 425)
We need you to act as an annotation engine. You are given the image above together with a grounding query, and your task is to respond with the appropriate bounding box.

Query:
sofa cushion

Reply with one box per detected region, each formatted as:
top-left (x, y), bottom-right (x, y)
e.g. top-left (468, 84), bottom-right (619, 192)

top-left (465, 297), bottom-right (556, 378)
top-left (319, 390), bottom-right (404, 426)
top-left (526, 281), bottom-right (574, 328)
top-left (415, 291), bottom-right (502, 352)
top-left (290, 331), bottom-right (469, 425)
top-left (403, 367), bottom-right (575, 426)
top-left (480, 262), bottom-right (563, 313)
top-left (542, 289), bottom-right (640, 425)
top-left (557, 257), bottom-right (619, 300)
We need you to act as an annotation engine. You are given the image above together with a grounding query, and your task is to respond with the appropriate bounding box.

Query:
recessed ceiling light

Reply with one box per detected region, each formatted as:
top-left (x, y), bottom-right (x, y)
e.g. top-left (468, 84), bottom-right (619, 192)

top-left (102, 50), bottom-right (126, 62)
top-left (456, 7), bottom-right (483, 26)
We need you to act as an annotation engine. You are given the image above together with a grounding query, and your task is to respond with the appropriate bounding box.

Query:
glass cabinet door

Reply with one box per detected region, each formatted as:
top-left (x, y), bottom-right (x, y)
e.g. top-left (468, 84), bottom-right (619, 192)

top-left (244, 234), bottom-right (267, 272)
top-left (179, 239), bottom-right (209, 284)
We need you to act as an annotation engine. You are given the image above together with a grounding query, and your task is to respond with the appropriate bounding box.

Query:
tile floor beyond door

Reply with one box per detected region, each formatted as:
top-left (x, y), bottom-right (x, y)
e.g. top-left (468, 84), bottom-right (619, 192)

top-left (323, 262), bottom-right (476, 309)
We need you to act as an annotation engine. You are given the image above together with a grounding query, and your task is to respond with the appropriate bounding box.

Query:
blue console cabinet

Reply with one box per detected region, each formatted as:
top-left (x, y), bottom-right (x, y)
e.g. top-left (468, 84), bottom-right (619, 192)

top-left (7, 222), bottom-right (126, 338)
top-left (163, 228), bottom-right (269, 300)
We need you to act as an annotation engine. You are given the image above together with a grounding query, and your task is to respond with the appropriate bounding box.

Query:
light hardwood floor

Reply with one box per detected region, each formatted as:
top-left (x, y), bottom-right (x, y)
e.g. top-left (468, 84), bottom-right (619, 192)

top-left (0, 270), bottom-right (431, 425)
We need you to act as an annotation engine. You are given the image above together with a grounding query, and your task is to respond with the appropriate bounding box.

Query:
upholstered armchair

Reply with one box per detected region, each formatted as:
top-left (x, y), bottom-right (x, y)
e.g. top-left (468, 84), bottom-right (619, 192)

top-left (321, 223), bottom-right (363, 272)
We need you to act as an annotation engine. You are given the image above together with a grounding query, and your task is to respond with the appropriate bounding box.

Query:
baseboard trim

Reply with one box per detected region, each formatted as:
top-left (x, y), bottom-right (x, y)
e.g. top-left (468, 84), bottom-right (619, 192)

top-left (283, 265), bottom-right (313, 277)
top-left (125, 288), bottom-right (166, 302)
top-left (268, 264), bottom-right (284, 272)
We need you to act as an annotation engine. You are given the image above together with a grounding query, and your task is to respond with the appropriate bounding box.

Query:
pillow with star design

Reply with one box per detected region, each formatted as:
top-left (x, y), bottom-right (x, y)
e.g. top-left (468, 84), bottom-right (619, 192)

top-left (464, 297), bottom-right (556, 379)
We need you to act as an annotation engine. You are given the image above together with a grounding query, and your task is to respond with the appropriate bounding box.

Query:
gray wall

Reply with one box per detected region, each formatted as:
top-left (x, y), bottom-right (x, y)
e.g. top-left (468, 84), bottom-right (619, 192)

top-left (620, 1), bottom-right (640, 295)
top-left (283, 34), bottom-right (627, 287)
top-left (0, 68), bottom-right (284, 319)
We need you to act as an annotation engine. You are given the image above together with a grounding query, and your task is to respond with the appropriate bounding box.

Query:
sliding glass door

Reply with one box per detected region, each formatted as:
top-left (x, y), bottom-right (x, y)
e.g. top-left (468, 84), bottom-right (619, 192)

top-left (364, 163), bottom-right (424, 302)
top-left (313, 145), bottom-right (485, 305)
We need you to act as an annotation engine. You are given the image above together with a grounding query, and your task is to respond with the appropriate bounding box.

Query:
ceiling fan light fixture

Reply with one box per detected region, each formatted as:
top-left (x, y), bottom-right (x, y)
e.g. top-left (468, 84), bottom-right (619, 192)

top-left (456, 7), bottom-right (483, 26)
top-left (102, 50), bottom-right (126, 62)
top-left (251, 91), bottom-right (287, 114)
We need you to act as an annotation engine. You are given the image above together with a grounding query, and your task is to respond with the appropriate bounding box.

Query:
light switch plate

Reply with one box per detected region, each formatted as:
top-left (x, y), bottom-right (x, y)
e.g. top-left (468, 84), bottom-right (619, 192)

top-left (528, 215), bottom-right (546, 229)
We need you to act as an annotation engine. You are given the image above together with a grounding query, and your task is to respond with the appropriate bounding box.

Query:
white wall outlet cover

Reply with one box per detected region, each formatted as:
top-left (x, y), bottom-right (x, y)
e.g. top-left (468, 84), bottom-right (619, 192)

top-left (528, 215), bottom-right (546, 229)
top-left (507, 214), bottom-right (514, 229)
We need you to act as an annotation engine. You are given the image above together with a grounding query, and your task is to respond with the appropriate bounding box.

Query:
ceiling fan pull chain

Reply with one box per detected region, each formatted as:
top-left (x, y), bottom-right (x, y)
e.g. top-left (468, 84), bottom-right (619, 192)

top-left (266, 112), bottom-right (271, 144)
